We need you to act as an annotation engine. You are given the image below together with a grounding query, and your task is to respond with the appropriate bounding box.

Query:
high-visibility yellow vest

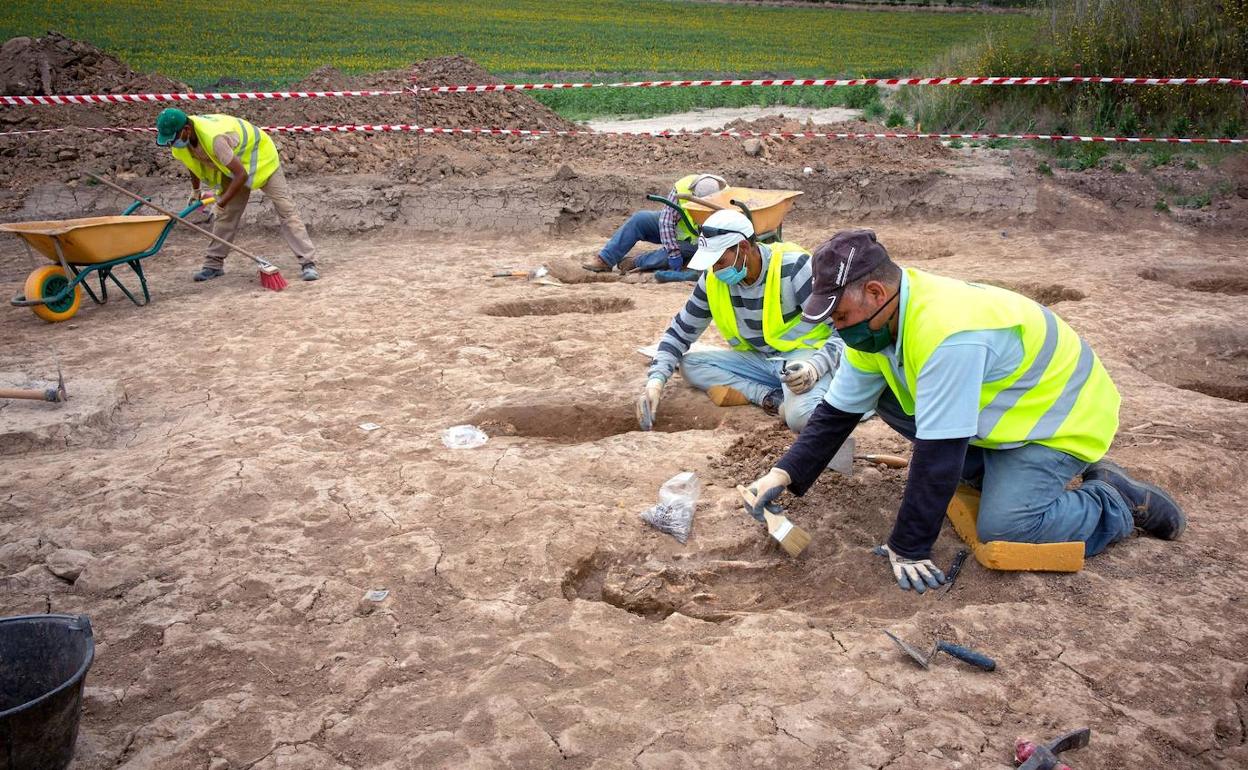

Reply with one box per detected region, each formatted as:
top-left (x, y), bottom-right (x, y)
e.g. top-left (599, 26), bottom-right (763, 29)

top-left (705, 242), bottom-right (832, 353)
top-left (672, 174), bottom-right (703, 243)
top-left (171, 114), bottom-right (280, 192)
top-left (844, 268), bottom-right (1119, 462)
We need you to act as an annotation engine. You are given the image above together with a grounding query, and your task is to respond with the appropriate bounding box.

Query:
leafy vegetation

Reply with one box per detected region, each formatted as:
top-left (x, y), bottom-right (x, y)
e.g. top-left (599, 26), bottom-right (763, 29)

top-left (899, 0), bottom-right (1247, 138)
top-left (0, 0), bottom-right (1035, 118)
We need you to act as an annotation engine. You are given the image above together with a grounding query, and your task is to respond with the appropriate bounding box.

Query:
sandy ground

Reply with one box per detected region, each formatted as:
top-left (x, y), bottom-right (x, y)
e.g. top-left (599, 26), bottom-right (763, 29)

top-left (1, 203), bottom-right (1247, 769)
top-left (584, 106), bottom-right (863, 134)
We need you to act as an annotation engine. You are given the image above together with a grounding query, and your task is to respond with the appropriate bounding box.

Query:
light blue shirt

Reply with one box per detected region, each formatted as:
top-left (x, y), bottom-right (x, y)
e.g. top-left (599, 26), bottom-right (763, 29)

top-left (825, 271), bottom-right (1025, 440)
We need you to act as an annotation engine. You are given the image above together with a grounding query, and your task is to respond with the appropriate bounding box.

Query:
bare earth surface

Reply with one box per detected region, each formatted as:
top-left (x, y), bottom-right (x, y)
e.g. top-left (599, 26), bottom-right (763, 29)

top-left (2, 204), bottom-right (1247, 769)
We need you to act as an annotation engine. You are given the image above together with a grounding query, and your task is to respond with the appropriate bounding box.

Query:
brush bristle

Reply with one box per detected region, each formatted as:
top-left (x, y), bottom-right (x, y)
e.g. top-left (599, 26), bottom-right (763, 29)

top-left (778, 525), bottom-right (812, 557)
top-left (764, 511), bottom-right (812, 557)
top-left (259, 269), bottom-right (288, 291)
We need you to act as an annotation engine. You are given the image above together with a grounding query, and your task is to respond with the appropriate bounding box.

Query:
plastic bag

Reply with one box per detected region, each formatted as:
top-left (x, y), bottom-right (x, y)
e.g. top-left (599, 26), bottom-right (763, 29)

top-left (442, 425), bottom-right (488, 449)
top-left (640, 471), bottom-right (701, 544)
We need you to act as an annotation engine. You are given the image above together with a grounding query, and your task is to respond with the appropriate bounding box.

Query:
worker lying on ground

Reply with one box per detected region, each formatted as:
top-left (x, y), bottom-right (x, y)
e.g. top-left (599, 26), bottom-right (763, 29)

top-left (740, 229), bottom-right (1186, 592)
top-left (155, 108), bottom-right (319, 282)
top-left (639, 209), bottom-right (845, 433)
top-left (583, 173), bottom-right (728, 280)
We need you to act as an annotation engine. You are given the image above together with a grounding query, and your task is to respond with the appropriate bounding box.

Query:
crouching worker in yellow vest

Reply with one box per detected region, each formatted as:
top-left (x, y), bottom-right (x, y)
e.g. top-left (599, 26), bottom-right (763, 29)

top-left (155, 108), bottom-right (319, 282)
top-left (583, 173), bottom-right (728, 280)
top-left (739, 229), bottom-right (1186, 592)
top-left (638, 210), bottom-right (846, 434)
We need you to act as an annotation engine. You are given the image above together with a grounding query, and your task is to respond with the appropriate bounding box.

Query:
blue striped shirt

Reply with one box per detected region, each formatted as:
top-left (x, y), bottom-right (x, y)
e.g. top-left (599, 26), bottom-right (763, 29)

top-left (648, 244), bottom-right (843, 382)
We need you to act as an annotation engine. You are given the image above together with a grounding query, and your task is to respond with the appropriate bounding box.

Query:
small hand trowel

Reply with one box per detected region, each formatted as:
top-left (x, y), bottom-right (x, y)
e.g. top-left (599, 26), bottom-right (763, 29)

top-left (636, 393), bottom-right (654, 431)
top-left (883, 630), bottom-right (996, 672)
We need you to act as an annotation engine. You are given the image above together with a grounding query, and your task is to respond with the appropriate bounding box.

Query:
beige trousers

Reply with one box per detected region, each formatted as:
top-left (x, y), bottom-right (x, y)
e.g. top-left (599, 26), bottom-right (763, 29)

top-left (204, 166), bottom-right (316, 269)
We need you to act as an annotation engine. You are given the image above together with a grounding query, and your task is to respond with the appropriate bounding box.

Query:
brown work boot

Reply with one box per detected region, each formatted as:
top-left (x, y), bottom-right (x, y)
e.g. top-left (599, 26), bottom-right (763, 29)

top-left (582, 255), bottom-right (614, 273)
top-left (618, 255), bottom-right (638, 274)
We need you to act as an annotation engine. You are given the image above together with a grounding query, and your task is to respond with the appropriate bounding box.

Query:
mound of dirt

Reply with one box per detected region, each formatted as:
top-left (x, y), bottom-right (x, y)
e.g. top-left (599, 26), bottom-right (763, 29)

top-left (0, 31), bottom-right (185, 97)
top-left (0, 36), bottom-right (578, 200)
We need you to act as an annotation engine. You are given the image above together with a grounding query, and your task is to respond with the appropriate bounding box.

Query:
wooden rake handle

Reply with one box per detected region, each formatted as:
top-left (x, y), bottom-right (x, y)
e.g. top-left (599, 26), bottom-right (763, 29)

top-left (85, 172), bottom-right (274, 269)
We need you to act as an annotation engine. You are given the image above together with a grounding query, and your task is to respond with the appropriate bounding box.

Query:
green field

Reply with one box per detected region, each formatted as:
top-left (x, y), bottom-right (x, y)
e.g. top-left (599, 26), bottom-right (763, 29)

top-left (1, 0), bottom-right (1036, 117)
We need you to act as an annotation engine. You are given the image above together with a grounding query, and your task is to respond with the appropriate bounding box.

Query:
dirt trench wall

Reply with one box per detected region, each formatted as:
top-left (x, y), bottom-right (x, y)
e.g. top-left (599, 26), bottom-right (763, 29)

top-left (6, 164), bottom-right (1037, 237)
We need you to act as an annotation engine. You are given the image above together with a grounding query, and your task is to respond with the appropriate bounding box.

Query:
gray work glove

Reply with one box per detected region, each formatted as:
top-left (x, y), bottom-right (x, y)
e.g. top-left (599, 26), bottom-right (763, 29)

top-left (780, 360), bottom-right (818, 395)
top-left (738, 467), bottom-right (791, 522)
top-left (637, 377), bottom-right (664, 431)
top-left (873, 544), bottom-right (946, 593)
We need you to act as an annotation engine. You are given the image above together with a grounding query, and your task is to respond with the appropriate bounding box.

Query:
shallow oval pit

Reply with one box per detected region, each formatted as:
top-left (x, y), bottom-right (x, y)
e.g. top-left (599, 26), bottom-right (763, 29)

top-left (1133, 325), bottom-right (1248, 403)
top-left (1138, 265), bottom-right (1248, 296)
top-left (975, 279), bottom-right (1086, 306)
top-left (481, 296), bottom-right (634, 317)
top-left (472, 398), bottom-right (726, 443)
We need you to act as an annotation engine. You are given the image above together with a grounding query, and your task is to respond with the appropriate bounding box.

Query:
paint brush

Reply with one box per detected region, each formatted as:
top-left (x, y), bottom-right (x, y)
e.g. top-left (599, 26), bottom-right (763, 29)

top-left (737, 484), bottom-right (811, 557)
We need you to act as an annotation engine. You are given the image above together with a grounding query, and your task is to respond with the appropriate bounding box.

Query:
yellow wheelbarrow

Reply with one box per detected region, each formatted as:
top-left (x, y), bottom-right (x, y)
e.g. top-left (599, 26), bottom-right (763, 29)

top-left (647, 186), bottom-right (803, 244)
top-left (3, 199), bottom-right (206, 323)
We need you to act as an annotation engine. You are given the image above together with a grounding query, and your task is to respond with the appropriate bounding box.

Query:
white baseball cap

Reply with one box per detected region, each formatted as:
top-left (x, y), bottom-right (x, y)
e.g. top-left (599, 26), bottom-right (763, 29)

top-left (688, 210), bottom-right (754, 271)
top-left (690, 173), bottom-right (727, 198)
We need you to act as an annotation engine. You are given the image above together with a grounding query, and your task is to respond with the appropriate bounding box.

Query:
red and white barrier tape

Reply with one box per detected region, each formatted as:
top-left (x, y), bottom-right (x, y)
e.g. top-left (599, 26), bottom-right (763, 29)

top-left (0, 89), bottom-right (411, 106)
top-left (3, 122), bottom-right (1243, 143)
top-left (0, 75), bottom-right (1243, 106)
top-left (412, 76), bottom-right (1248, 91)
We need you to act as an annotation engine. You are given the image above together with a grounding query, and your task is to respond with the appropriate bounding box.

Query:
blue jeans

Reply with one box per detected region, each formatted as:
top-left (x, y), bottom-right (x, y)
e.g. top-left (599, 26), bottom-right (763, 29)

top-left (680, 349), bottom-right (834, 434)
top-left (873, 390), bottom-right (1133, 555)
top-left (600, 210), bottom-right (697, 272)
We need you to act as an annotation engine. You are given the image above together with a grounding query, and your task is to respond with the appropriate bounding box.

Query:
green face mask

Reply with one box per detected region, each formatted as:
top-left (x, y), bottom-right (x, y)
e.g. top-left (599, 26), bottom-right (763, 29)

top-left (837, 289), bottom-right (900, 353)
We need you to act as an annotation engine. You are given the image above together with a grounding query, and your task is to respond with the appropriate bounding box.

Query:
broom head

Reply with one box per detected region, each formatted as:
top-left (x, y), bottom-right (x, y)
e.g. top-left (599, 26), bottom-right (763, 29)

top-left (257, 261), bottom-right (288, 291)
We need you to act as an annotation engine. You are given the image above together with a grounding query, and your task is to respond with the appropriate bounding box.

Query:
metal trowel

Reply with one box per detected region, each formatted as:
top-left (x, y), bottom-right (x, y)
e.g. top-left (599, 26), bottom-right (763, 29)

top-left (827, 436), bottom-right (855, 475)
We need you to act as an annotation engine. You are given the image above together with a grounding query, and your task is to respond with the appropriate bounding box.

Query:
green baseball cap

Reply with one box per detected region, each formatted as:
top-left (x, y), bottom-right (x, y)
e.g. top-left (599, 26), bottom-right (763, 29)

top-left (155, 108), bottom-right (188, 146)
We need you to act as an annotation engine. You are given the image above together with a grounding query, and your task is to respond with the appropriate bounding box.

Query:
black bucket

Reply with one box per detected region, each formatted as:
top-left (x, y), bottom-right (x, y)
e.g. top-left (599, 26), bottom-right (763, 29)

top-left (0, 614), bottom-right (95, 770)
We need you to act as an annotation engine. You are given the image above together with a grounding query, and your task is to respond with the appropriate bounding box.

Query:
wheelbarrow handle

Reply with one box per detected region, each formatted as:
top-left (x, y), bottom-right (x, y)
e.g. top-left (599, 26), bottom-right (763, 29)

top-left (674, 193), bottom-right (727, 210)
top-left (645, 193), bottom-right (701, 237)
top-left (85, 172), bottom-right (274, 270)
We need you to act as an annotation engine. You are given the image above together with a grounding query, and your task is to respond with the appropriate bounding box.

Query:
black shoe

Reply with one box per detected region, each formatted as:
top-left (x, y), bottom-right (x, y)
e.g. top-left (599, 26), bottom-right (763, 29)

top-left (760, 388), bottom-right (784, 416)
top-left (193, 267), bottom-right (225, 282)
top-left (1084, 460), bottom-right (1186, 540)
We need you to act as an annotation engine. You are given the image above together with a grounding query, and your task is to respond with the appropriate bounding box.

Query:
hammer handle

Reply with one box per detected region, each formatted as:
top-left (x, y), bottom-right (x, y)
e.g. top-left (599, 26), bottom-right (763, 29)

top-left (0, 388), bottom-right (59, 402)
top-left (936, 641), bottom-right (996, 671)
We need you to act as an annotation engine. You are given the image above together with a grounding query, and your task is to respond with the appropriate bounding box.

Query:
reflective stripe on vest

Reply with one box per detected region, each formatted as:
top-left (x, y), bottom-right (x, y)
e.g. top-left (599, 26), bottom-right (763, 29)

top-left (672, 174), bottom-right (699, 243)
top-left (170, 114), bottom-right (280, 191)
top-left (843, 268), bottom-right (1119, 462)
top-left (705, 243), bottom-right (831, 353)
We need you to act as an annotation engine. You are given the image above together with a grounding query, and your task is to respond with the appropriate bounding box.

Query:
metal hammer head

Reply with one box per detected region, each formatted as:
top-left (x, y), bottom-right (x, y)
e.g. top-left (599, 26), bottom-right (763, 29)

top-left (1017, 727), bottom-right (1091, 770)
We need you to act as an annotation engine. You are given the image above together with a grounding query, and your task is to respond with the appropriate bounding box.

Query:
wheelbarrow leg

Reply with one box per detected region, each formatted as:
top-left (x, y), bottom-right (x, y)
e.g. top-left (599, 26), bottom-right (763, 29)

top-left (103, 260), bottom-right (149, 307)
top-left (58, 240), bottom-right (102, 305)
top-left (95, 266), bottom-right (110, 304)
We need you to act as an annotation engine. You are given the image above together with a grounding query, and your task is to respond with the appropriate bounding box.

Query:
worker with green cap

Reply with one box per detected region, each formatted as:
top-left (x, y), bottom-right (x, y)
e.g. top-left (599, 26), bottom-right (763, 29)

top-left (155, 108), bottom-right (319, 282)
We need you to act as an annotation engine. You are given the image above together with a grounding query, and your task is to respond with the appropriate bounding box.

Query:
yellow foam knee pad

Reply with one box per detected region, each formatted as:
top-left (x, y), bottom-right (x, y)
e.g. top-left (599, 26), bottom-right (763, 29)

top-left (946, 485), bottom-right (1084, 572)
top-left (707, 385), bottom-right (752, 407)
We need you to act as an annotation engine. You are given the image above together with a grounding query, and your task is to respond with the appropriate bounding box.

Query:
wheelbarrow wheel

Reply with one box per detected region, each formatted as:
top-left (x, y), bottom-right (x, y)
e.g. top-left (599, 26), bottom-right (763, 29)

top-left (24, 265), bottom-right (81, 323)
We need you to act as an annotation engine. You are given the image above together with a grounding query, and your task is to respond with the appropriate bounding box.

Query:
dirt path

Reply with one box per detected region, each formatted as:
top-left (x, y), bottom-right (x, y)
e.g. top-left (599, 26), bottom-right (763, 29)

top-left (2, 212), bottom-right (1246, 769)
top-left (584, 106), bottom-right (863, 133)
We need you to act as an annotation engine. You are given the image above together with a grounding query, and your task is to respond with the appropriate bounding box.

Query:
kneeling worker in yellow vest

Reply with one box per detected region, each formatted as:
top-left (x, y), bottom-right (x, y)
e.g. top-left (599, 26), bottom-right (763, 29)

top-left (739, 230), bottom-right (1186, 592)
top-left (639, 210), bottom-right (845, 434)
top-left (155, 108), bottom-right (319, 282)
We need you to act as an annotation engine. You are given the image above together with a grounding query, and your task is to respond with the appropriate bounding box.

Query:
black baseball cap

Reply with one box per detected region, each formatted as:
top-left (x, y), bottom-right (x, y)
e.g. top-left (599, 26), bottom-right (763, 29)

top-left (802, 229), bottom-right (891, 322)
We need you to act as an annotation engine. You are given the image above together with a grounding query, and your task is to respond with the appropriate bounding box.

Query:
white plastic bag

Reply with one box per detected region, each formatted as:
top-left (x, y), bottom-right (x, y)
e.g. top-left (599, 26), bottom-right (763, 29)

top-left (442, 425), bottom-right (488, 449)
top-left (640, 472), bottom-right (701, 544)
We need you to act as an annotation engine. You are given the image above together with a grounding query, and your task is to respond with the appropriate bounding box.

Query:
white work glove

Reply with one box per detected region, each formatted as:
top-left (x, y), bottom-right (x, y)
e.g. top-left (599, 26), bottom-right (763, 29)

top-left (637, 377), bottom-right (664, 431)
top-left (873, 544), bottom-right (946, 594)
top-left (738, 467), bottom-right (792, 522)
top-left (780, 360), bottom-right (819, 395)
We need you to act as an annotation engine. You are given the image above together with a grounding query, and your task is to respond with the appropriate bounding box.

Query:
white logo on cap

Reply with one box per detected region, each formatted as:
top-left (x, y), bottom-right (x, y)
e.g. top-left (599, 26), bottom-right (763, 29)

top-left (835, 245), bottom-right (856, 286)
